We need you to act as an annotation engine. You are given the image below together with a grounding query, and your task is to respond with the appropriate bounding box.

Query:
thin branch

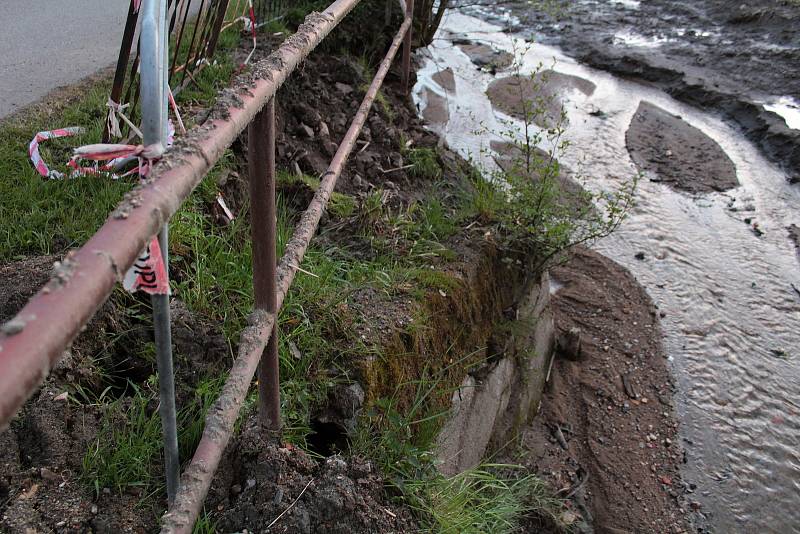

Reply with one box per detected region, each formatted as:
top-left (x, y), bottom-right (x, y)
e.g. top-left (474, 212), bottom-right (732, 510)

top-left (265, 478), bottom-right (315, 530)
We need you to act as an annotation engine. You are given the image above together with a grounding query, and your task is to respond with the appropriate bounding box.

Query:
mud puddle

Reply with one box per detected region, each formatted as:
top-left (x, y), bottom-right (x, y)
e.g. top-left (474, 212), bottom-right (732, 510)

top-left (414, 10), bottom-right (800, 533)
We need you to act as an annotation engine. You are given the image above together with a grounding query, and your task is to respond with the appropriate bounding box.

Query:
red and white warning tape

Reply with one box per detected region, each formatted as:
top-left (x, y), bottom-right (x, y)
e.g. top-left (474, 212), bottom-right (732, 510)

top-left (124, 236), bottom-right (170, 294)
top-left (235, 0), bottom-right (258, 66)
top-left (28, 127), bottom-right (84, 179)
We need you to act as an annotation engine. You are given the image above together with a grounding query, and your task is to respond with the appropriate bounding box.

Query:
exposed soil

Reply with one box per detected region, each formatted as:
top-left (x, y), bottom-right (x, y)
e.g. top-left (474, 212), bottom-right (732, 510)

top-left (486, 71), bottom-right (595, 128)
top-left (789, 224), bottom-right (800, 257)
top-left (209, 418), bottom-right (416, 533)
top-left (0, 387), bottom-right (152, 533)
top-left (509, 0), bottom-right (800, 182)
top-left (626, 101), bottom-right (739, 193)
top-left (504, 247), bottom-right (692, 534)
top-left (0, 255), bottom-right (55, 323)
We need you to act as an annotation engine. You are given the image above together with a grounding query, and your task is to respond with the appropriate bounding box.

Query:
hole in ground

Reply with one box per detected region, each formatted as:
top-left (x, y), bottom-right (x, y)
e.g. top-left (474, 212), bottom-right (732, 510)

top-left (0, 479), bottom-right (9, 515)
top-left (15, 414), bottom-right (49, 468)
top-left (306, 420), bottom-right (350, 457)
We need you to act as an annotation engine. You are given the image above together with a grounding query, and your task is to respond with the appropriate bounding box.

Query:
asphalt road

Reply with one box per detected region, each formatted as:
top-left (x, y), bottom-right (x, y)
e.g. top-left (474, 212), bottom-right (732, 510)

top-left (0, 0), bottom-right (132, 119)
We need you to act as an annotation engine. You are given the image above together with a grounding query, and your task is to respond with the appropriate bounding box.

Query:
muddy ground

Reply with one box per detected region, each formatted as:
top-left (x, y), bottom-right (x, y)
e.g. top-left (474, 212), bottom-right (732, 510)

top-left (504, 247), bottom-right (692, 534)
top-left (507, 0), bottom-right (800, 183)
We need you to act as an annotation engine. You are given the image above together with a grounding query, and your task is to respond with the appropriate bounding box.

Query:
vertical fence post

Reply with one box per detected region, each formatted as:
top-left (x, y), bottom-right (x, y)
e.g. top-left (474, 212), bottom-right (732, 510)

top-left (402, 0), bottom-right (414, 92)
top-left (205, 0), bottom-right (232, 58)
top-left (248, 98), bottom-right (281, 432)
top-left (104, 0), bottom-right (140, 142)
top-left (142, 0), bottom-right (180, 503)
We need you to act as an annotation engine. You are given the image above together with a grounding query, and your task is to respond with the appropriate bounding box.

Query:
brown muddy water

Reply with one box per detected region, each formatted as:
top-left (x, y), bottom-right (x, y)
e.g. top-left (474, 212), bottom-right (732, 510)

top-left (414, 10), bottom-right (800, 533)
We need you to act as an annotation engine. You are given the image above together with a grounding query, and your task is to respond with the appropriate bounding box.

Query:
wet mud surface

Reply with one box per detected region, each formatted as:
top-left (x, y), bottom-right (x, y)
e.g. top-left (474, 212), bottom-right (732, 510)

top-left (504, 247), bottom-right (690, 533)
top-left (510, 0), bottom-right (800, 182)
top-left (626, 101), bottom-right (738, 193)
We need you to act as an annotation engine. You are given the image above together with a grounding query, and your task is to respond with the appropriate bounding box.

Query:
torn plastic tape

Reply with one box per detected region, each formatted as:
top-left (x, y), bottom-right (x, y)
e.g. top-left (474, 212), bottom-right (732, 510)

top-left (28, 127), bottom-right (85, 179)
top-left (123, 236), bottom-right (170, 295)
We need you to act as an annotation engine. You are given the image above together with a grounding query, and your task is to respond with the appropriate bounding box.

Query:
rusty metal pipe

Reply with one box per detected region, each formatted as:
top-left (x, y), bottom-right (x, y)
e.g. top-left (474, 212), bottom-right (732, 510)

top-left (248, 98), bottom-right (281, 431)
top-left (160, 14), bottom-right (411, 532)
top-left (0, 0), bottom-right (363, 431)
top-left (104, 0), bottom-right (141, 141)
top-left (204, 0), bottom-right (231, 57)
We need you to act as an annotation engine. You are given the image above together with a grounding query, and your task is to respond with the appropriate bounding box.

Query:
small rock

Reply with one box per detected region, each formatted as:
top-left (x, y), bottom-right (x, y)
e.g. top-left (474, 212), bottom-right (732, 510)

top-left (296, 123), bottom-right (314, 139)
top-left (635, 251), bottom-right (646, 260)
top-left (318, 121), bottom-right (330, 137)
top-left (557, 327), bottom-right (583, 361)
top-left (335, 82), bottom-right (354, 94)
top-left (326, 455), bottom-right (348, 473)
top-left (1, 318), bottom-right (25, 336)
top-left (91, 505), bottom-right (98, 515)
top-left (288, 341), bottom-right (302, 360)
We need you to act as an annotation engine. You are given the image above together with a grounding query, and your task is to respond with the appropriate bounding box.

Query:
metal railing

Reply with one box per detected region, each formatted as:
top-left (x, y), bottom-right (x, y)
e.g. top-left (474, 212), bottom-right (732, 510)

top-left (0, 0), bottom-right (414, 531)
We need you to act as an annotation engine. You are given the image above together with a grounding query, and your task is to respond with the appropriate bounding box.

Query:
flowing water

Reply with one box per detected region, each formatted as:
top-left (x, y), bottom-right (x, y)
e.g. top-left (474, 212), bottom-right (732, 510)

top-left (414, 11), bottom-right (800, 532)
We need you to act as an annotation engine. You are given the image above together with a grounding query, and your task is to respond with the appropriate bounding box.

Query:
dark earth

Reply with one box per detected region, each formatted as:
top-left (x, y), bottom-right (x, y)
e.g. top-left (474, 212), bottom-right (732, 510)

top-left (625, 100), bottom-right (739, 193)
top-left (505, 0), bottom-right (800, 183)
top-left (503, 247), bottom-right (692, 534)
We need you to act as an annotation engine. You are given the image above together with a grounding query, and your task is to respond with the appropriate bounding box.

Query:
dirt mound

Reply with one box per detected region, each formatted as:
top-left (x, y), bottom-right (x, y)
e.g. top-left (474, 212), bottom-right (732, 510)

top-left (486, 71), bottom-right (595, 128)
top-left (0, 388), bottom-right (151, 532)
top-left (626, 101), bottom-right (738, 193)
top-left (213, 418), bottom-right (416, 533)
top-left (504, 247), bottom-right (691, 533)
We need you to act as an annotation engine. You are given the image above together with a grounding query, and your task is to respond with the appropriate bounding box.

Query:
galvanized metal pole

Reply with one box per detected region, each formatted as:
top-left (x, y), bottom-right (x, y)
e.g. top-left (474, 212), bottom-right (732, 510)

top-left (402, 0), bottom-right (414, 92)
top-left (142, 0), bottom-right (180, 503)
top-left (248, 98), bottom-right (281, 431)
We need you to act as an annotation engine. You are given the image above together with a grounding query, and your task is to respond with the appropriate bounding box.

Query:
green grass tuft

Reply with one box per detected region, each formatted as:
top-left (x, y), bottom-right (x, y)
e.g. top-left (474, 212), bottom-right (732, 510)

top-left (407, 148), bottom-right (443, 181)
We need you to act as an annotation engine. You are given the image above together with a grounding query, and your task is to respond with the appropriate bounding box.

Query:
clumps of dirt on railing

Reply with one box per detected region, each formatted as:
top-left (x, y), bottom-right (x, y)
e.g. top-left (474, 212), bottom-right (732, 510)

top-left (501, 247), bottom-right (692, 533)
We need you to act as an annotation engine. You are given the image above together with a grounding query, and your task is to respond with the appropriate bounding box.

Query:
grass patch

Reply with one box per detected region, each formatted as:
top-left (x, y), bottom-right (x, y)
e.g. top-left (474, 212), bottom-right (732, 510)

top-left (407, 147), bottom-right (443, 181)
top-left (0, 79), bottom-right (129, 260)
top-left (80, 375), bottom-right (222, 497)
top-left (407, 465), bottom-right (562, 534)
top-left (353, 363), bottom-right (565, 533)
